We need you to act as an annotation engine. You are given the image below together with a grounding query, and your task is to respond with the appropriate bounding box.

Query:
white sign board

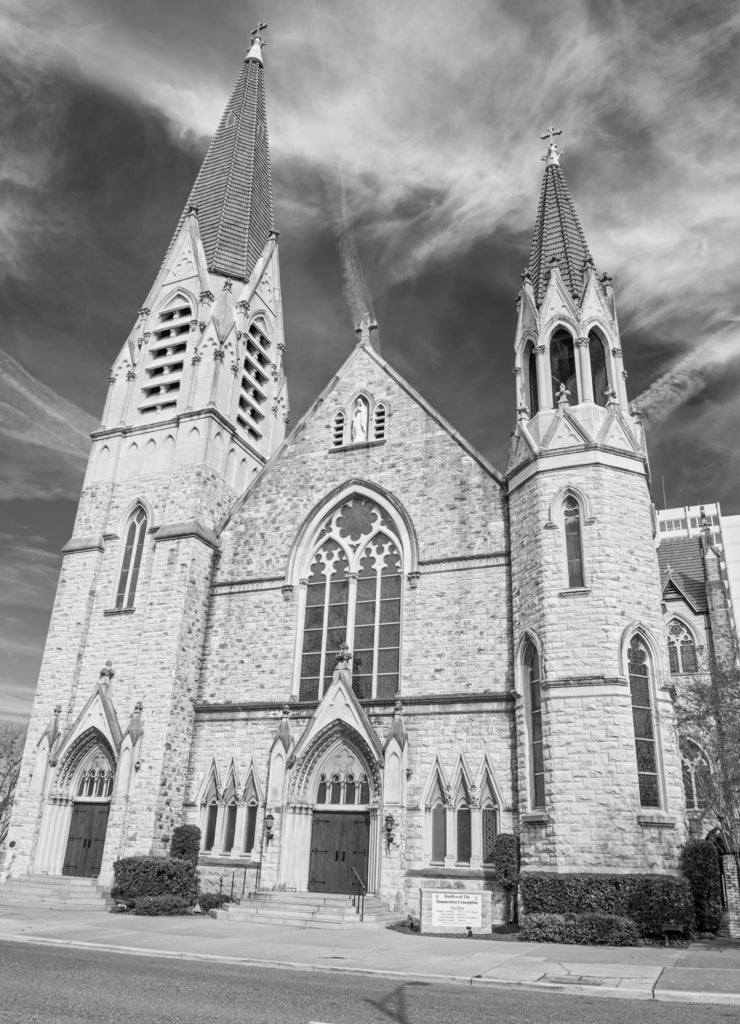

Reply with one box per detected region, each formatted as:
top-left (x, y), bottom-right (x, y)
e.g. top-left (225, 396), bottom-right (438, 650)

top-left (430, 891), bottom-right (482, 928)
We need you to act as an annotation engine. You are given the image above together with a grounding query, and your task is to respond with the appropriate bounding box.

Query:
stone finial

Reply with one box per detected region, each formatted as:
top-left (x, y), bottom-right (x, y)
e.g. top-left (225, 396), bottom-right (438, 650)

top-left (100, 660), bottom-right (115, 681)
top-left (605, 387), bottom-right (619, 406)
top-left (517, 404), bottom-right (530, 422)
top-left (276, 705), bottom-right (292, 751)
top-left (556, 383), bottom-right (571, 407)
top-left (336, 642), bottom-right (352, 669)
top-left (354, 315), bottom-right (378, 347)
top-left (187, 204), bottom-right (199, 217)
top-left (246, 22), bottom-right (267, 63)
top-left (540, 125), bottom-right (563, 165)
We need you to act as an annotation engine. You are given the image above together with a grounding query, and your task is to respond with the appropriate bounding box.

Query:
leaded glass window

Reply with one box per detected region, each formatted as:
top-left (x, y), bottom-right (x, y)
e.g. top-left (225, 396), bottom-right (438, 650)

top-left (564, 496), bottom-right (585, 588)
top-left (628, 636), bottom-right (660, 808)
top-left (523, 639), bottom-right (545, 808)
top-left (667, 620), bottom-right (698, 674)
top-left (116, 505), bottom-right (147, 610)
top-left (315, 771), bottom-right (370, 805)
top-left (298, 496), bottom-right (403, 701)
top-left (482, 807), bottom-right (497, 863)
top-left (681, 740), bottom-right (710, 811)
top-left (456, 807), bottom-right (471, 863)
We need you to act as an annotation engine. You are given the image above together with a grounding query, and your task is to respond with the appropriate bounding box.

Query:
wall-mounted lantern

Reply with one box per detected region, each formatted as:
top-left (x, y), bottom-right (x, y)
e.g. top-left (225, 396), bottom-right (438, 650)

top-left (384, 812), bottom-right (395, 851)
top-left (264, 812), bottom-right (275, 846)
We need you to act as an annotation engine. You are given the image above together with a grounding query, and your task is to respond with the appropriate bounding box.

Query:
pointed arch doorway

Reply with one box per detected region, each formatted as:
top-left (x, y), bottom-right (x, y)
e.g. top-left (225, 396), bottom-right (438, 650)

top-left (62, 747), bottom-right (114, 877)
top-left (308, 765), bottom-right (372, 893)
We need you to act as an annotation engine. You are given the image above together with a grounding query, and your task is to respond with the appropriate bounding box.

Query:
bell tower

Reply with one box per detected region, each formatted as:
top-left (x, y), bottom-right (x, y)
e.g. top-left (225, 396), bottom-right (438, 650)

top-left (4, 28), bottom-right (289, 883)
top-left (507, 130), bottom-right (687, 873)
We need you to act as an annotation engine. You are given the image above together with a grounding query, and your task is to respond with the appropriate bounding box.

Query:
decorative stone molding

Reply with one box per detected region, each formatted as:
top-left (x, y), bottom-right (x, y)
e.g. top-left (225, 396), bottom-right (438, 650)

top-left (407, 571), bottom-right (421, 590)
top-left (611, 347), bottom-right (623, 358)
top-left (281, 584), bottom-right (294, 602)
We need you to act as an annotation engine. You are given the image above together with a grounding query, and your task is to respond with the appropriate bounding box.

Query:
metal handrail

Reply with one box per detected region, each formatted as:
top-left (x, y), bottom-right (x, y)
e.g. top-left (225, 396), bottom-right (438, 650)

top-left (217, 866), bottom-right (249, 904)
top-left (349, 867), bottom-right (366, 922)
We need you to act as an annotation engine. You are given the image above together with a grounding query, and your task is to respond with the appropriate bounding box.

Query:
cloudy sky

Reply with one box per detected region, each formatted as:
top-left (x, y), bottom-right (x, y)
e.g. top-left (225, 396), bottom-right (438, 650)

top-left (1, 0), bottom-right (739, 721)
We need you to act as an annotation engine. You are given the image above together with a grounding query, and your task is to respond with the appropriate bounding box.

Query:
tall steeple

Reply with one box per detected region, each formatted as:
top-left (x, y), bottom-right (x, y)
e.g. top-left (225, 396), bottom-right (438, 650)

top-left (100, 24), bottom-right (288, 471)
top-left (164, 26), bottom-right (275, 283)
top-left (527, 130), bottom-right (592, 307)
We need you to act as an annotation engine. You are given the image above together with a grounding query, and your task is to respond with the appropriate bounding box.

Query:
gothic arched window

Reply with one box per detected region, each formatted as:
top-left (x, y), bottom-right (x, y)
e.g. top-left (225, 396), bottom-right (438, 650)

top-left (550, 330), bottom-right (578, 406)
top-left (480, 775), bottom-right (499, 864)
top-left (116, 505), bottom-right (147, 610)
top-left (298, 496), bottom-right (403, 702)
top-left (681, 739), bottom-right (711, 811)
top-left (667, 619), bottom-right (698, 674)
top-left (628, 636), bottom-right (660, 808)
top-left (455, 778), bottom-right (472, 864)
top-left (589, 331), bottom-right (609, 407)
top-left (522, 638), bottom-right (545, 808)
top-left (563, 495), bottom-right (585, 588)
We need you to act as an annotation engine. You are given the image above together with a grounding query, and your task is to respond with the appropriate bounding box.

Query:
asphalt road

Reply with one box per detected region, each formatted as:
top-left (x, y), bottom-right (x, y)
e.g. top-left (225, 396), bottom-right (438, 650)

top-left (1, 940), bottom-right (739, 1024)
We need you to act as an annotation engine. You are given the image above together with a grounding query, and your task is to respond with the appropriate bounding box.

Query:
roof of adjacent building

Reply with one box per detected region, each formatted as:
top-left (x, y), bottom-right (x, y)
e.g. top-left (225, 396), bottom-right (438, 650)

top-left (527, 161), bottom-right (592, 307)
top-left (657, 537), bottom-right (708, 613)
top-left (165, 50), bottom-right (275, 283)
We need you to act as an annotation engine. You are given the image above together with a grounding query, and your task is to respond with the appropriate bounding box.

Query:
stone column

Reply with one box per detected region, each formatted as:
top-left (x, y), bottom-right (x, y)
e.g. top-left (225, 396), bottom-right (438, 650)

top-left (612, 347), bottom-right (629, 407)
top-left (575, 338), bottom-right (593, 402)
top-left (535, 345), bottom-right (551, 410)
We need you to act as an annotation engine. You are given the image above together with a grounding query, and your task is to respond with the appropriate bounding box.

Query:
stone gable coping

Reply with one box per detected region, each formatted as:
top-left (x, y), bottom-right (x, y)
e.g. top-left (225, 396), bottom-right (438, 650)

top-left (61, 534), bottom-right (105, 554)
top-left (153, 519), bottom-right (219, 549)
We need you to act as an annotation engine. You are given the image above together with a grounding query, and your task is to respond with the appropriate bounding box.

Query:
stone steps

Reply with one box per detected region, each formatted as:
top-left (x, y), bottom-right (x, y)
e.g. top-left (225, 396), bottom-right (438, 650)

top-left (0, 875), bottom-right (113, 911)
top-left (214, 891), bottom-right (401, 929)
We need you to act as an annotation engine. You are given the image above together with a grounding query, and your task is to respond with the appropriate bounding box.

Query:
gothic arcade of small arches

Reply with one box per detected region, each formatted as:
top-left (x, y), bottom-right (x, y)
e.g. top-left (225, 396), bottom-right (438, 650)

top-left (34, 730), bottom-right (116, 878)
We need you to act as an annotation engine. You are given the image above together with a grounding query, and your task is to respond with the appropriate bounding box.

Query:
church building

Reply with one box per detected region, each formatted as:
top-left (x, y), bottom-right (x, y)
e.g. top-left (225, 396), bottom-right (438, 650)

top-left (3, 31), bottom-right (706, 918)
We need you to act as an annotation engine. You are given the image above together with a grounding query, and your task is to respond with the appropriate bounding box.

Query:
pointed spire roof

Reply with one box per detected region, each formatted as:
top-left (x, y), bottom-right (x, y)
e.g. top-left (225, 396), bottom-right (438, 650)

top-left (166, 35), bottom-right (275, 283)
top-left (527, 138), bottom-right (592, 307)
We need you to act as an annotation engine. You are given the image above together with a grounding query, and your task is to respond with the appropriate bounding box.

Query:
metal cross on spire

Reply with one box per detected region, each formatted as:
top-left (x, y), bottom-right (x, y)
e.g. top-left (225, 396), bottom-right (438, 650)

top-left (540, 125), bottom-right (564, 166)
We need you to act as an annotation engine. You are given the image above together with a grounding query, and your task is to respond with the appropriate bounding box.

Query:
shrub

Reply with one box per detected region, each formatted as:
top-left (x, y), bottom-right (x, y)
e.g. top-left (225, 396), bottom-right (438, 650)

top-left (198, 892), bottom-right (231, 913)
top-left (520, 912), bottom-right (641, 946)
top-left (520, 873), bottom-right (694, 937)
top-left (492, 834), bottom-right (520, 923)
top-left (171, 825), bottom-right (201, 865)
top-left (111, 856), bottom-right (199, 904)
top-left (132, 894), bottom-right (192, 916)
top-left (681, 839), bottom-right (722, 933)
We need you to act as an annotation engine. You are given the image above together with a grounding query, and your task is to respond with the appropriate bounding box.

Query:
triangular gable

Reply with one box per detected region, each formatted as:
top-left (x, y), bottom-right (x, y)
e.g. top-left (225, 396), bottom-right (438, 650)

top-left (662, 576), bottom-right (701, 615)
top-left (218, 341), bottom-right (505, 533)
top-left (55, 684), bottom-right (123, 765)
top-left (595, 407), bottom-right (640, 452)
top-left (143, 211), bottom-right (211, 313)
top-left (290, 671), bottom-right (383, 765)
top-left (541, 408), bottom-right (591, 450)
top-left (421, 755), bottom-right (451, 808)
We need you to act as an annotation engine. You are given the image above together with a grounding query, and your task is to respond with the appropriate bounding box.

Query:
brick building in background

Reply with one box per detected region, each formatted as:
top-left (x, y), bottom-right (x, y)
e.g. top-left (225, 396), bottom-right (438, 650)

top-left (3, 32), bottom-right (732, 921)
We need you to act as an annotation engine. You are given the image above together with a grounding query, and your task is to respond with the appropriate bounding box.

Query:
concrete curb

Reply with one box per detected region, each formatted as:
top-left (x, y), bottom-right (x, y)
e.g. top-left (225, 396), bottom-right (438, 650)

top-left (0, 932), bottom-right (735, 1005)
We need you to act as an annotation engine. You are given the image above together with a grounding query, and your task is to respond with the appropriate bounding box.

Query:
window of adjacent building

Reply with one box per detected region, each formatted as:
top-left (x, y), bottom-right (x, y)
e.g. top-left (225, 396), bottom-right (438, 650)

top-left (523, 638), bottom-right (545, 808)
top-left (550, 330), bottom-right (578, 405)
top-left (563, 495), bottom-right (585, 588)
top-left (116, 505), bottom-right (147, 610)
top-left (298, 496), bottom-right (402, 702)
top-left (681, 740), bottom-right (711, 811)
top-left (140, 295), bottom-right (192, 416)
top-left (237, 318), bottom-right (271, 444)
top-left (588, 331), bottom-right (609, 406)
top-left (667, 619), bottom-right (698, 674)
top-left (628, 636), bottom-right (660, 808)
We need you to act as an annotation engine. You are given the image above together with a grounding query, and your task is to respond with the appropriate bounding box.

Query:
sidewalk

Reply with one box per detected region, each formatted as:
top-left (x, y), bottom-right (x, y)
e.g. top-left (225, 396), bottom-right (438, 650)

top-left (0, 906), bottom-right (739, 1005)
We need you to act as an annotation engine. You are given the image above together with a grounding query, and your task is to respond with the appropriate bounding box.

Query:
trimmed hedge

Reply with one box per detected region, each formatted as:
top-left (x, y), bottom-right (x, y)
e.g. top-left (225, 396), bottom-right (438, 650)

top-left (198, 892), bottom-right (231, 913)
top-left (133, 894), bottom-right (192, 917)
top-left (171, 825), bottom-right (201, 866)
top-left (520, 912), bottom-right (641, 946)
top-left (111, 856), bottom-right (199, 904)
top-left (520, 873), bottom-right (694, 937)
top-left (681, 839), bottom-right (722, 933)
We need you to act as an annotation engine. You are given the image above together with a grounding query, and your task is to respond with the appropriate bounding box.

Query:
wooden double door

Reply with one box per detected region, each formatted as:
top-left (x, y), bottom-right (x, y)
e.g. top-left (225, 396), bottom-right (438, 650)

top-left (62, 803), bottom-right (110, 878)
top-left (308, 811), bottom-right (369, 894)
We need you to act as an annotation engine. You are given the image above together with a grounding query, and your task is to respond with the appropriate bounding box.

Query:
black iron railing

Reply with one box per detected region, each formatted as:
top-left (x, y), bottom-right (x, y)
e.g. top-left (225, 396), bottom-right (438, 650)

top-left (350, 867), bottom-right (366, 922)
top-left (218, 866), bottom-right (249, 904)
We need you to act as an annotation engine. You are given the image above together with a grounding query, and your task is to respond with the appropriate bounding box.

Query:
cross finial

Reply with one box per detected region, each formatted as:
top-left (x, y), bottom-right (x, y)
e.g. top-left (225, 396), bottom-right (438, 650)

top-left (540, 125), bottom-right (564, 166)
top-left (354, 314), bottom-right (378, 347)
top-left (252, 21), bottom-right (267, 38)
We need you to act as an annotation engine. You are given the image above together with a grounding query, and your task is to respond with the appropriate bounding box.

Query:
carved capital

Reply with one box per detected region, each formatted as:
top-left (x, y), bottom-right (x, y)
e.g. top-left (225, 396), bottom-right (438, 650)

top-left (611, 347), bottom-right (623, 358)
top-left (281, 584), bottom-right (294, 602)
top-left (138, 306), bottom-right (150, 320)
top-left (575, 337), bottom-right (589, 348)
top-left (236, 300), bottom-right (250, 315)
top-left (199, 290), bottom-right (214, 304)
top-left (191, 354), bottom-right (202, 367)
top-left (407, 571), bottom-right (421, 590)
top-left (189, 319), bottom-right (199, 331)
top-left (213, 348), bottom-right (225, 363)
top-left (534, 344), bottom-right (546, 356)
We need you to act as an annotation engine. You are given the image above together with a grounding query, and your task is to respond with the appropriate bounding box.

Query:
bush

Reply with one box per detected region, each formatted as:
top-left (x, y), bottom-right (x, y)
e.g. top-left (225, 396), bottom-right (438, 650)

top-left (492, 834), bottom-right (520, 923)
top-left (111, 856), bottom-right (199, 904)
top-left (198, 892), bottom-right (231, 913)
top-left (520, 912), bottom-right (641, 946)
top-left (520, 872), bottom-right (694, 937)
top-left (171, 825), bottom-right (201, 865)
top-left (132, 894), bottom-right (192, 916)
top-left (682, 839), bottom-right (722, 933)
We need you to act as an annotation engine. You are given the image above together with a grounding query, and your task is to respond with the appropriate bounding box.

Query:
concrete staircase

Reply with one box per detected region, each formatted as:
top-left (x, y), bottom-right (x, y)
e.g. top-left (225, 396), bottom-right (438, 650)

top-left (0, 874), bottom-right (113, 911)
top-left (213, 890), bottom-right (402, 929)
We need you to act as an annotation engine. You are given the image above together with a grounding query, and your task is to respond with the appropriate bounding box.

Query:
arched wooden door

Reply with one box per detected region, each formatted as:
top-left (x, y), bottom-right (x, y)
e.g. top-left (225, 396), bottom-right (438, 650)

top-left (62, 803), bottom-right (110, 878)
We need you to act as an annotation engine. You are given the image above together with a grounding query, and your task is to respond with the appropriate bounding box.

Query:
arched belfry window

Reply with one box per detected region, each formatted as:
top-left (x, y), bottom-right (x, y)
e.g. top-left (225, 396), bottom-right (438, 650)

top-left (588, 331), bottom-right (609, 407)
top-left (116, 505), bottom-right (147, 610)
top-left (667, 619), bottom-right (698, 674)
top-left (550, 330), bottom-right (578, 406)
top-left (563, 495), bottom-right (585, 588)
top-left (299, 495), bottom-right (403, 702)
top-left (627, 636), bottom-right (660, 808)
top-left (524, 340), bottom-right (539, 415)
top-left (522, 638), bottom-right (545, 809)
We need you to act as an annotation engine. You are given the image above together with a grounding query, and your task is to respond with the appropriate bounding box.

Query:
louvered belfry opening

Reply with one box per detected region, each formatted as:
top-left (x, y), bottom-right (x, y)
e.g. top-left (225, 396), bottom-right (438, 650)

top-left (141, 297), bottom-right (192, 416)
top-left (237, 318), bottom-right (271, 443)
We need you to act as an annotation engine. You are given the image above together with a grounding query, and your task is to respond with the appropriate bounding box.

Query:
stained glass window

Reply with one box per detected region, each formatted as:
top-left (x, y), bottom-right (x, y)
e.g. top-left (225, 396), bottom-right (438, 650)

top-left (628, 636), bottom-right (660, 807)
top-left (681, 740), bottom-right (710, 811)
top-left (524, 639), bottom-right (545, 808)
top-left (298, 496), bottom-right (403, 701)
top-left (116, 505), bottom-right (147, 610)
top-left (564, 496), bottom-right (585, 588)
top-left (667, 620), bottom-right (698, 674)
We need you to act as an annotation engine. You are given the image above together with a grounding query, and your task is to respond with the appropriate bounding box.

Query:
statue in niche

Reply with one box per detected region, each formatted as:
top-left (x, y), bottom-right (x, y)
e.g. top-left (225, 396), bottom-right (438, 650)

top-left (351, 397), bottom-right (369, 442)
